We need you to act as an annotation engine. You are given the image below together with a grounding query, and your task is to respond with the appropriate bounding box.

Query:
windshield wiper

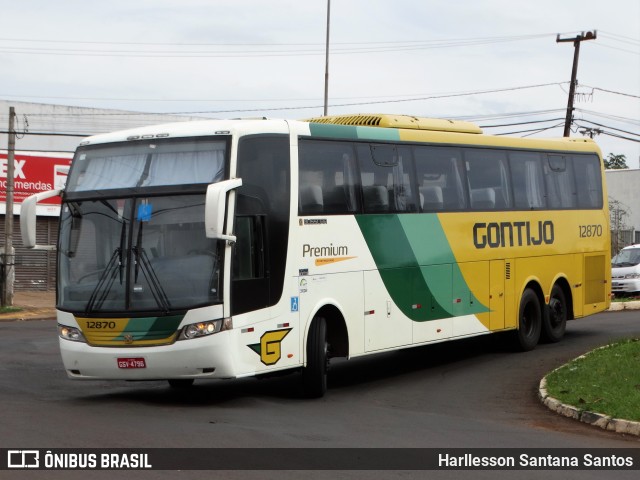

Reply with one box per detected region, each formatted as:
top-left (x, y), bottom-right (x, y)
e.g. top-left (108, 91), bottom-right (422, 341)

top-left (85, 247), bottom-right (121, 313)
top-left (132, 221), bottom-right (171, 313)
top-left (85, 218), bottom-right (127, 313)
top-left (119, 217), bottom-right (127, 284)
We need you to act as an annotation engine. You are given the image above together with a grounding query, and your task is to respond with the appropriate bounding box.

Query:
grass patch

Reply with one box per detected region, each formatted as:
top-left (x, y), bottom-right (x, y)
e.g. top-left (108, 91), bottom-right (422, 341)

top-left (545, 339), bottom-right (640, 422)
top-left (612, 295), bottom-right (640, 303)
top-left (0, 306), bottom-right (22, 314)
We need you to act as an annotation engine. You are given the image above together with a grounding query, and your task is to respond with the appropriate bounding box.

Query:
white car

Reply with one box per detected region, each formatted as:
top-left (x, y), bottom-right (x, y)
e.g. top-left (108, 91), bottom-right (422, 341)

top-left (611, 245), bottom-right (640, 295)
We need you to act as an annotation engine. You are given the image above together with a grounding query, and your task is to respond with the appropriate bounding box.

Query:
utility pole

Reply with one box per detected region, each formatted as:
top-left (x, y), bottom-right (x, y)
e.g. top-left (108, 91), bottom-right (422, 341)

top-left (2, 107), bottom-right (16, 307)
top-left (323, 0), bottom-right (331, 116)
top-left (556, 30), bottom-right (596, 137)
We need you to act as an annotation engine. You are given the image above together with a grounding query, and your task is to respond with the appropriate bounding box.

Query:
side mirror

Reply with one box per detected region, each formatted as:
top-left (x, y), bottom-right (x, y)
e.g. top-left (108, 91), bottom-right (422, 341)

top-left (20, 189), bottom-right (62, 249)
top-left (204, 179), bottom-right (242, 241)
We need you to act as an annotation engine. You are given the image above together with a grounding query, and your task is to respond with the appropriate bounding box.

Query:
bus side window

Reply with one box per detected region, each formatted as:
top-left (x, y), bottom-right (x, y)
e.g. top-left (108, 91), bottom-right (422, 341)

top-left (509, 152), bottom-right (546, 210)
top-left (235, 134), bottom-right (290, 313)
top-left (464, 149), bottom-right (512, 210)
top-left (574, 154), bottom-right (603, 209)
top-left (298, 139), bottom-right (359, 215)
top-left (357, 143), bottom-right (418, 213)
top-left (544, 155), bottom-right (577, 209)
top-left (413, 146), bottom-right (466, 211)
top-left (233, 215), bottom-right (265, 280)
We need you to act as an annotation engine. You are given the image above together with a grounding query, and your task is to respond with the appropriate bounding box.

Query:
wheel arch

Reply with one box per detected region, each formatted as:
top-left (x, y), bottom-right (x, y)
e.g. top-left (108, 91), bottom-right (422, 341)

top-left (304, 302), bottom-right (349, 360)
top-left (549, 276), bottom-right (574, 320)
top-left (521, 278), bottom-right (545, 315)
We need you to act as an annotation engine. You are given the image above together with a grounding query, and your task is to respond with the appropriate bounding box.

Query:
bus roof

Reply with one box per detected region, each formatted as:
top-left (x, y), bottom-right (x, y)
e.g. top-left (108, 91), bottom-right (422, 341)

top-left (74, 114), bottom-right (601, 156)
top-left (77, 119), bottom-right (291, 146)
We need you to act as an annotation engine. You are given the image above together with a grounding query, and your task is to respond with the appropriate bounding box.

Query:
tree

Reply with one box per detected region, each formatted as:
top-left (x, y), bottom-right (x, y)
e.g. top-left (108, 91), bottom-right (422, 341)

top-left (604, 153), bottom-right (628, 170)
top-left (609, 197), bottom-right (630, 255)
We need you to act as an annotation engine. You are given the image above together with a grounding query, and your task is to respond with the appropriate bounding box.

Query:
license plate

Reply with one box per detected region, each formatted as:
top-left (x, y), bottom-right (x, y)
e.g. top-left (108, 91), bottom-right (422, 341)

top-left (117, 357), bottom-right (146, 369)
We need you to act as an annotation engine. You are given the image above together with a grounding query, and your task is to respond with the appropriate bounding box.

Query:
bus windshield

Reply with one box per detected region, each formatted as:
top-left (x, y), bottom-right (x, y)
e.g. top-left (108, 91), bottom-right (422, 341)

top-left (58, 195), bottom-right (222, 314)
top-left (58, 137), bottom-right (228, 314)
top-left (612, 248), bottom-right (640, 267)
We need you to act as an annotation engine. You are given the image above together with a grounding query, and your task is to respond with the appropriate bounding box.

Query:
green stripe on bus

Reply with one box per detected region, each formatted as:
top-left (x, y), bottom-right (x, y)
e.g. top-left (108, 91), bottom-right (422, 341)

top-left (308, 123), bottom-right (400, 141)
top-left (114, 315), bottom-right (184, 341)
top-left (355, 214), bottom-right (488, 322)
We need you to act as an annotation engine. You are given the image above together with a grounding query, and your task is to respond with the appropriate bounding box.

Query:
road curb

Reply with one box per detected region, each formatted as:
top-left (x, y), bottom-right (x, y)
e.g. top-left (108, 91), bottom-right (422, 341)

top-left (0, 310), bottom-right (56, 322)
top-left (539, 355), bottom-right (640, 437)
top-left (608, 300), bottom-right (640, 311)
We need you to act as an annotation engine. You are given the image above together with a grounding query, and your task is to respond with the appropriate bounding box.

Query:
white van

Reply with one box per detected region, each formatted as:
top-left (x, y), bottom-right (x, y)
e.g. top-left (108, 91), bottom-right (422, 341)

top-left (611, 244), bottom-right (640, 295)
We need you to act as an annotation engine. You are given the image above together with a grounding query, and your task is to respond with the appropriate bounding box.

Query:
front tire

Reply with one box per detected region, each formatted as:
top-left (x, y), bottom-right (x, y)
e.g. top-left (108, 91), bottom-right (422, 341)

top-left (513, 288), bottom-right (542, 351)
top-left (301, 316), bottom-right (329, 398)
top-left (542, 285), bottom-right (567, 343)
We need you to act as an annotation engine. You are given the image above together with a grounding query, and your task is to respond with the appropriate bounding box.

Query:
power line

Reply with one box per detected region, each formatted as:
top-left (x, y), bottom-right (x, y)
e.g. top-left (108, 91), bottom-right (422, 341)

top-left (574, 122), bottom-right (640, 143)
top-left (479, 117), bottom-right (565, 129)
top-left (0, 117), bottom-right (623, 138)
top-left (2, 82), bottom-right (633, 116)
top-left (452, 109), bottom-right (568, 121)
top-left (0, 33), bottom-right (554, 58)
top-left (598, 130), bottom-right (640, 143)
top-left (3, 83), bottom-right (564, 116)
top-left (6, 148), bottom-right (75, 154)
top-left (594, 42), bottom-right (640, 56)
top-left (494, 122), bottom-right (565, 136)
top-left (581, 85), bottom-right (640, 100)
top-left (149, 83), bottom-right (567, 115)
top-left (0, 83), bottom-right (570, 105)
top-left (573, 119), bottom-right (640, 137)
top-left (0, 130), bottom-right (88, 137)
top-left (575, 108), bottom-right (640, 126)
top-left (599, 31), bottom-right (640, 45)
top-left (0, 32), bottom-right (553, 48)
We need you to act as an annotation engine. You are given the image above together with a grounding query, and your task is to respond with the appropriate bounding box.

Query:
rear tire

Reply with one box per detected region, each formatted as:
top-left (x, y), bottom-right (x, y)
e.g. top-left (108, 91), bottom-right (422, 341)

top-left (513, 288), bottom-right (542, 351)
top-left (542, 285), bottom-right (567, 343)
top-left (301, 316), bottom-right (329, 398)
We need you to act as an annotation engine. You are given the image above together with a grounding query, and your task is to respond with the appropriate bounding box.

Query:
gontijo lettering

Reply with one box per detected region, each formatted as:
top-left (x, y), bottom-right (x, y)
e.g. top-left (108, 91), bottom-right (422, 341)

top-left (473, 221), bottom-right (554, 249)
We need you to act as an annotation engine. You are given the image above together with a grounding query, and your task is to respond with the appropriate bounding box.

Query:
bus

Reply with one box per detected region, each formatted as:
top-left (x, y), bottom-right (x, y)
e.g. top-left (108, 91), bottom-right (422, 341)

top-left (20, 113), bottom-right (611, 397)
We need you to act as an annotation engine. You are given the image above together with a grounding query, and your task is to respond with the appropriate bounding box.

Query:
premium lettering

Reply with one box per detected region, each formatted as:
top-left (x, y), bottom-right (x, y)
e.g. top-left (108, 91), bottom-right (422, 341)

top-left (302, 243), bottom-right (348, 257)
top-left (473, 221), bottom-right (554, 249)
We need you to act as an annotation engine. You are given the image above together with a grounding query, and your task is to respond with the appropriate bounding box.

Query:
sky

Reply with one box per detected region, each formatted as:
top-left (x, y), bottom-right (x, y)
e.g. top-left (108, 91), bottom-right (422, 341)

top-left (1, 0), bottom-right (639, 167)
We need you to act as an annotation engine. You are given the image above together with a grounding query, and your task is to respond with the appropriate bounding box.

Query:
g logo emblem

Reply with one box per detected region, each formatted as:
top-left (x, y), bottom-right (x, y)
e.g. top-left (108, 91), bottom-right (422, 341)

top-left (248, 328), bottom-right (292, 366)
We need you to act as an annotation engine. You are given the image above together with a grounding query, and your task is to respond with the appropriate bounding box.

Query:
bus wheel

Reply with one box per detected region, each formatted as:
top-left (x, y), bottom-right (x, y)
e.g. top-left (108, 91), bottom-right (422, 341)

top-left (542, 285), bottom-right (567, 343)
top-left (513, 288), bottom-right (541, 351)
top-left (302, 316), bottom-right (329, 398)
top-left (168, 379), bottom-right (194, 389)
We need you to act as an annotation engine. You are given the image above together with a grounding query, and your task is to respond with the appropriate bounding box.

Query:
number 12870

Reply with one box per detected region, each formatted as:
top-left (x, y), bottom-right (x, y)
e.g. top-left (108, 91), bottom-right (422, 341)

top-left (579, 224), bottom-right (603, 238)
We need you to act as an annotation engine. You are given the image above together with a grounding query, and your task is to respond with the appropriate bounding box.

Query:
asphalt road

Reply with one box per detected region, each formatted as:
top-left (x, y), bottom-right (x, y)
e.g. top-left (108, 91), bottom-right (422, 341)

top-left (1, 310), bottom-right (639, 480)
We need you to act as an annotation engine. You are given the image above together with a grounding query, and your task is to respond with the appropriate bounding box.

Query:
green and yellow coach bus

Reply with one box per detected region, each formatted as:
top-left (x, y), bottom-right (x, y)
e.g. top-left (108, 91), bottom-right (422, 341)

top-left (20, 114), bottom-right (610, 397)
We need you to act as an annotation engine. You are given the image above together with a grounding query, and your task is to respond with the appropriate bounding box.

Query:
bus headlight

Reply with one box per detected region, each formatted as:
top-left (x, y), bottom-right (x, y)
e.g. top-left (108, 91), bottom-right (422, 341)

top-left (178, 318), bottom-right (232, 340)
top-left (624, 273), bottom-right (640, 279)
top-left (58, 324), bottom-right (86, 343)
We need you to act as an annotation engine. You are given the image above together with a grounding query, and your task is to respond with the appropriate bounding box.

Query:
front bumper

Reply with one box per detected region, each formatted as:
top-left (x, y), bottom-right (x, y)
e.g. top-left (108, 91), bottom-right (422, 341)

top-left (59, 331), bottom-right (237, 380)
top-left (611, 278), bottom-right (640, 294)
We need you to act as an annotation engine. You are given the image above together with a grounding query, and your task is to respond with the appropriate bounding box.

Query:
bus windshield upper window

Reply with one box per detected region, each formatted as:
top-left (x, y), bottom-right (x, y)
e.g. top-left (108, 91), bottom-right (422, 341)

top-left (67, 139), bottom-right (226, 192)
